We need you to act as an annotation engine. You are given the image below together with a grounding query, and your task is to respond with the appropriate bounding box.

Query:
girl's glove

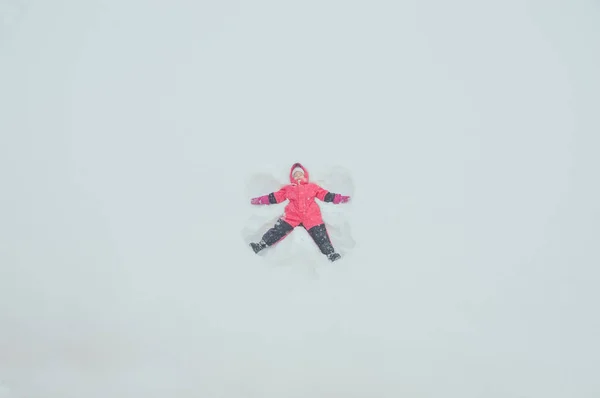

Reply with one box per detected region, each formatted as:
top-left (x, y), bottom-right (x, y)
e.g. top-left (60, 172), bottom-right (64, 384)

top-left (251, 195), bottom-right (271, 205)
top-left (333, 194), bottom-right (350, 204)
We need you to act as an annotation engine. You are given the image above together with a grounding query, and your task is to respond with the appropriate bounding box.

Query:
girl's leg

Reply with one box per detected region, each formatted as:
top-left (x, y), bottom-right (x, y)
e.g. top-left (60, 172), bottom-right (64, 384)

top-left (250, 218), bottom-right (294, 253)
top-left (306, 223), bottom-right (341, 261)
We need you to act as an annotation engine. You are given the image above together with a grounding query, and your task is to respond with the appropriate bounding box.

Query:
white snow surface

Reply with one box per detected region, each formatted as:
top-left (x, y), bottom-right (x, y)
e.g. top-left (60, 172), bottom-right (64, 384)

top-left (1, 1), bottom-right (600, 397)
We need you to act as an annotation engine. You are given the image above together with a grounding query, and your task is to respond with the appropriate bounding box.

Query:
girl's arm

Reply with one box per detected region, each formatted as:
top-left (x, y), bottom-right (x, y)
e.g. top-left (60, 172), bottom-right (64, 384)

top-left (251, 187), bottom-right (288, 205)
top-left (315, 185), bottom-right (350, 204)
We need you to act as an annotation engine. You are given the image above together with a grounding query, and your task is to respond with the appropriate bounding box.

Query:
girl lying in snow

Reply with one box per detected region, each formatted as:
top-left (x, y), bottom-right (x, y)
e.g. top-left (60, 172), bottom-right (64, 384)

top-left (249, 163), bottom-right (350, 262)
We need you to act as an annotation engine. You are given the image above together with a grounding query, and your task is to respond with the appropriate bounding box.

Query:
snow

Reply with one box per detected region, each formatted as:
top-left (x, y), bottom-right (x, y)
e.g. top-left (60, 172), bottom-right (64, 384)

top-left (1, 0), bottom-right (599, 397)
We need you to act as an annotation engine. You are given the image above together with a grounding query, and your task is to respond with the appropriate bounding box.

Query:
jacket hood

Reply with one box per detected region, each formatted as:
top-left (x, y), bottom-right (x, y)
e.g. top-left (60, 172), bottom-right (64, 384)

top-left (289, 162), bottom-right (309, 183)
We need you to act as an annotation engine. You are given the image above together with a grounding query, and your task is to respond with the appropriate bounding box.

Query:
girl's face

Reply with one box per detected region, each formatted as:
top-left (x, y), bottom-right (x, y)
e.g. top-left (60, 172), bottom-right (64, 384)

top-left (293, 170), bottom-right (305, 181)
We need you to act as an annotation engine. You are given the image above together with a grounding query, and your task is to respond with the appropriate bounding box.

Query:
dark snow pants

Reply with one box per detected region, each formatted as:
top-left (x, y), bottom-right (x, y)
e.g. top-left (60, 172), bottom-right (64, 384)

top-left (261, 218), bottom-right (335, 255)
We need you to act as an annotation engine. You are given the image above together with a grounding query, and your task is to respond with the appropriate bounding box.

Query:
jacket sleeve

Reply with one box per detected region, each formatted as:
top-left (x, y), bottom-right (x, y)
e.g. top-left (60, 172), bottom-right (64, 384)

top-left (269, 187), bottom-right (288, 204)
top-left (315, 185), bottom-right (337, 202)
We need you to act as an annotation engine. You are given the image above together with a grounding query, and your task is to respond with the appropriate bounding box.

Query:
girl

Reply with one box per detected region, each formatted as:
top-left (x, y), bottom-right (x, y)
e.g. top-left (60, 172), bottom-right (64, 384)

top-left (249, 163), bottom-right (350, 262)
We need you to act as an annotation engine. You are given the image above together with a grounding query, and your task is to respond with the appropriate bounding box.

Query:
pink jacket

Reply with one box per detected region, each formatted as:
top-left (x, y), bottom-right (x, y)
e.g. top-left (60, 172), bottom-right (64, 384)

top-left (251, 163), bottom-right (350, 230)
